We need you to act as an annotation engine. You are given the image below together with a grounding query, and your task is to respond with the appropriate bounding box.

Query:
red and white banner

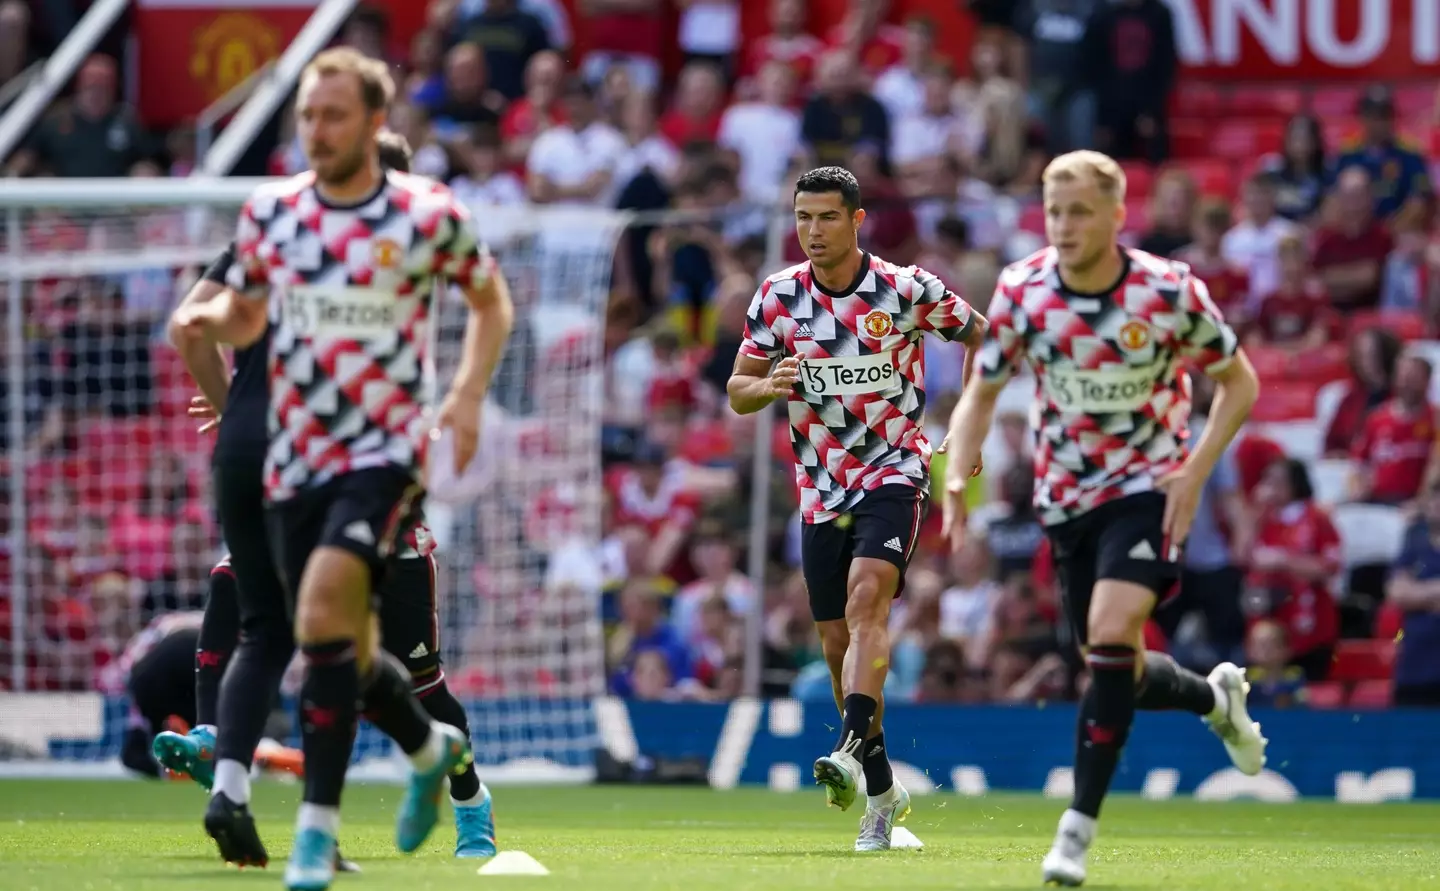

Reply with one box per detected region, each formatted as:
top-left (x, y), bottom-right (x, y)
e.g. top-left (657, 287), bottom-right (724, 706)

top-left (1166, 0), bottom-right (1440, 81)
top-left (135, 0), bottom-right (320, 128)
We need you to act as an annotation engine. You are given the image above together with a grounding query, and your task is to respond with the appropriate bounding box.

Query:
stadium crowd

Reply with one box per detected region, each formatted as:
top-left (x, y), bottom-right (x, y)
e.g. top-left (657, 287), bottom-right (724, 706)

top-left (2, 0), bottom-right (1440, 710)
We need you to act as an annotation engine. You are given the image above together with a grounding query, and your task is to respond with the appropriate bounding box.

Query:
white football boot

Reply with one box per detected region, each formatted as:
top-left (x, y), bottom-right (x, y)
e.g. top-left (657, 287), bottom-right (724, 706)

top-left (1203, 662), bottom-right (1268, 775)
top-left (1041, 808), bottom-right (1095, 887)
top-left (854, 779), bottom-right (912, 852)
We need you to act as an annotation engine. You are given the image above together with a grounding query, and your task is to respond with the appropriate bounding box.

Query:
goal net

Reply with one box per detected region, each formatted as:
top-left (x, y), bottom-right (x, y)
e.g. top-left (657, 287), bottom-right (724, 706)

top-left (0, 180), bottom-right (624, 783)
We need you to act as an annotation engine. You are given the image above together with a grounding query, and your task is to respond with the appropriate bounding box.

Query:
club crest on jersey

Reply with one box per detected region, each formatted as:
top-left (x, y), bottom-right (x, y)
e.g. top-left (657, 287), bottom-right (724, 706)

top-left (863, 309), bottom-right (893, 339)
top-left (372, 238), bottom-right (402, 270)
top-left (1118, 320), bottom-right (1150, 351)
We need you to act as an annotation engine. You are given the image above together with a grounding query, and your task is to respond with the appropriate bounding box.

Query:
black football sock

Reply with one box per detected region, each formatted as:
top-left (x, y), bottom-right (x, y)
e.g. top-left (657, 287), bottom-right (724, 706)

top-left (414, 676), bottom-right (481, 801)
top-left (862, 731), bottom-right (894, 797)
top-left (195, 568), bottom-right (241, 728)
top-left (836, 693), bottom-right (878, 759)
top-left (1070, 645), bottom-right (1136, 819)
top-left (213, 621), bottom-right (293, 768)
top-left (360, 651), bottom-right (435, 755)
top-left (1135, 651), bottom-right (1217, 716)
top-left (299, 640), bottom-right (360, 807)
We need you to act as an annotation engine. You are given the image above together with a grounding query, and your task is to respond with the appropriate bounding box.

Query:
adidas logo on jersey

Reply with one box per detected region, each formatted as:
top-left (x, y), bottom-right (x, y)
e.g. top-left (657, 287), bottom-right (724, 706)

top-left (1128, 540), bottom-right (1156, 560)
top-left (343, 521), bottom-right (375, 546)
top-left (883, 537), bottom-right (903, 553)
top-left (409, 642), bottom-right (429, 659)
top-left (795, 323), bottom-right (816, 339)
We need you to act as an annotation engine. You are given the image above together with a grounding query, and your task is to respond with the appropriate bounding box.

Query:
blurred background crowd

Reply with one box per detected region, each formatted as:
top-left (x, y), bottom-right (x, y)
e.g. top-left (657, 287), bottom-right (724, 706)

top-left (2, 0), bottom-right (1440, 712)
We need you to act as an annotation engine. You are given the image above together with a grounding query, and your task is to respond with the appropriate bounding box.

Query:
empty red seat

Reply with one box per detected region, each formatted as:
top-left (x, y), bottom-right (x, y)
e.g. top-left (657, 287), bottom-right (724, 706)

top-left (1374, 601), bottom-right (1405, 642)
top-left (1121, 200), bottom-right (1149, 234)
top-left (1227, 86), bottom-right (1303, 118)
top-left (1351, 310), bottom-right (1427, 342)
top-left (1245, 346), bottom-right (1290, 381)
top-left (1168, 119), bottom-right (1212, 159)
top-left (1017, 203), bottom-right (1045, 235)
top-left (1349, 679), bottom-right (1393, 709)
top-left (1119, 162), bottom-right (1155, 201)
top-left (1306, 681), bottom-right (1345, 708)
top-left (1167, 159), bottom-right (1236, 198)
top-left (1310, 86), bottom-right (1364, 117)
top-left (1287, 343), bottom-right (1351, 385)
top-left (1393, 84), bottom-right (1435, 118)
top-left (1329, 639), bottom-right (1396, 683)
top-left (1210, 119), bottom-right (1286, 159)
top-left (1322, 118), bottom-right (1364, 152)
top-left (1171, 82), bottom-right (1224, 119)
top-left (1250, 382), bottom-right (1317, 423)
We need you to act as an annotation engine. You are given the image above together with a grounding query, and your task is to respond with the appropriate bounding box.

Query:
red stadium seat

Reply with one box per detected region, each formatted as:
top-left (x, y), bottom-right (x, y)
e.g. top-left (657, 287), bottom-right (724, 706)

top-left (1322, 118), bottom-right (1364, 152)
top-left (1167, 119), bottom-right (1212, 159)
top-left (1374, 600), bottom-right (1404, 641)
top-left (1310, 86), bottom-right (1364, 117)
top-left (1306, 681), bottom-right (1345, 709)
top-left (1226, 86), bottom-right (1303, 118)
top-left (1288, 343), bottom-right (1351, 385)
top-left (1351, 310), bottom-right (1428, 342)
top-left (1245, 345), bottom-right (1289, 381)
top-left (1393, 84), bottom-right (1436, 118)
top-left (1119, 162), bottom-right (1155, 201)
top-left (1349, 679), bottom-right (1393, 709)
top-left (1170, 82), bottom-right (1224, 119)
top-left (1017, 203), bottom-right (1046, 235)
top-left (1122, 200), bottom-right (1149, 234)
top-left (1250, 382), bottom-right (1317, 423)
top-left (1167, 159), bottom-right (1235, 198)
top-left (1329, 639), bottom-right (1396, 682)
top-left (1210, 119), bottom-right (1286, 160)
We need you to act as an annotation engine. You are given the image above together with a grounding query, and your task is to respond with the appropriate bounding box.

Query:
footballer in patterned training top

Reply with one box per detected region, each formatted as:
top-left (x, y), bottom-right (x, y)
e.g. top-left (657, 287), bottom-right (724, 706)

top-left (939, 150), bottom-right (1268, 888)
top-left (170, 47), bottom-right (514, 891)
top-left (727, 165), bottom-right (988, 852)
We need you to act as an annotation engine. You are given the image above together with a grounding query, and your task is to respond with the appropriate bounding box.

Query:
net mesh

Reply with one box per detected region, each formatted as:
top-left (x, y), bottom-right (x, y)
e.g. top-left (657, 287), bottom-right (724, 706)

top-left (0, 193), bottom-right (625, 780)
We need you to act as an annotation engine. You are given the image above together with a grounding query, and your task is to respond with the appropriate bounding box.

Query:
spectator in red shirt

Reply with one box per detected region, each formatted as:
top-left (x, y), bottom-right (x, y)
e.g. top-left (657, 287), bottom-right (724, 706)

top-left (742, 0), bottom-right (823, 89)
top-left (659, 61), bottom-right (726, 147)
top-left (1314, 166), bottom-right (1394, 311)
top-left (1247, 232), bottom-right (1338, 350)
top-left (500, 50), bottom-right (566, 171)
top-left (1247, 458), bottom-right (1341, 681)
top-left (827, 0), bottom-right (905, 79)
top-left (1351, 353), bottom-right (1437, 505)
top-left (1173, 201), bottom-right (1251, 324)
top-left (578, 0), bottom-right (664, 93)
top-left (1324, 326), bottom-right (1401, 457)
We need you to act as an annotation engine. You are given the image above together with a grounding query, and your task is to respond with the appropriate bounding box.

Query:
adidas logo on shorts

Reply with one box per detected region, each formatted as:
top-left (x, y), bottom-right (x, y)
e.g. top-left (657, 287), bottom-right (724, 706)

top-left (409, 642), bottom-right (429, 659)
top-left (883, 537), bottom-right (903, 553)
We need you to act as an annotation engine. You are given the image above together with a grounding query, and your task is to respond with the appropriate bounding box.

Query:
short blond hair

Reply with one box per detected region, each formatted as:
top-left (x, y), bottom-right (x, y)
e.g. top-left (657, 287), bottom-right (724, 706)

top-left (1042, 150), bottom-right (1127, 204)
top-left (302, 47), bottom-right (395, 112)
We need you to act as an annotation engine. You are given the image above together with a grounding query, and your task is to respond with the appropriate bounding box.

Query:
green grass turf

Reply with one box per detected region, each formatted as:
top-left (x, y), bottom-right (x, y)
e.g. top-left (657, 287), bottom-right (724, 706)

top-left (0, 780), bottom-right (1436, 890)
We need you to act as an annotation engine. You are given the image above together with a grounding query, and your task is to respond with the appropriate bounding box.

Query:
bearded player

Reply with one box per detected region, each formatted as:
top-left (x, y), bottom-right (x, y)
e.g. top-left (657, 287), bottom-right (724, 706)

top-left (940, 151), bottom-right (1267, 887)
top-left (727, 166), bottom-right (987, 851)
top-left (161, 130), bottom-right (496, 869)
top-left (173, 47), bottom-right (513, 890)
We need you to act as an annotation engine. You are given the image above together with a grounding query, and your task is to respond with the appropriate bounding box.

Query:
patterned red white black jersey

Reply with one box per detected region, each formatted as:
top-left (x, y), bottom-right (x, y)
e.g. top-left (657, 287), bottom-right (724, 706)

top-left (977, 246), bottom-right (1240, 526)
top-left (740, 252), bottom-right (977, 524)
top-left (227, 170), bottom-right (494, 502)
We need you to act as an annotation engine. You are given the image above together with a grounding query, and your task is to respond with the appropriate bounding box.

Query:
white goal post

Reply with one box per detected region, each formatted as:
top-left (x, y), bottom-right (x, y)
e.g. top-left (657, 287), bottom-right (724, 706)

top-left (0, 178), bottom-right (631, 783)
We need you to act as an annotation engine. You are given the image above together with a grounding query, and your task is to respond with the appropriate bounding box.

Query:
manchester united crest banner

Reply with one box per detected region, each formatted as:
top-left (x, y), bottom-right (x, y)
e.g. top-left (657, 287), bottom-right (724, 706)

top-left (136, 0), bottom-right (320, 128)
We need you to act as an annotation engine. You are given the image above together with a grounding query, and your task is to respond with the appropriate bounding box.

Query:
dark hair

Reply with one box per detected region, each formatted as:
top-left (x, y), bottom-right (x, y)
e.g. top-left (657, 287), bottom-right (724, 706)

top-left (346, 4), bottom-right (389, 36)
top-left (1281, 113), bottom-right (1325, 177)
top-left (375, 130), bottom-right (412, 172)
top-left (1351, 327), bottom-right (1402, 388)
top-left (1281, 457), bottom-right (1314, 502)
top-left (794, 166), bottom-right (861, 212)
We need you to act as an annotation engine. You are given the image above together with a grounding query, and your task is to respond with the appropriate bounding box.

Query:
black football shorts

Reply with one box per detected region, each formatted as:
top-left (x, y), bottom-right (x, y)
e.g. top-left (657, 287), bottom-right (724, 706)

top-left (800, 484), bottom-right (928, 623)
top-left (1045, 491), bottom-right (1181, 648)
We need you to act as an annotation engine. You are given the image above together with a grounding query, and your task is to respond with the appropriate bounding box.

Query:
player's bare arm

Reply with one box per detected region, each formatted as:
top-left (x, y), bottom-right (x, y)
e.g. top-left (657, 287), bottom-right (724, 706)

top-left (168, 277), bottom-right (232, 414)
top-left (438, 271), bottom-right (516, 473)
top-left (1157, 348), bottom-right (1260, 543)
top-left (727, 353), bottom-right (799, 414)
top-left (171, 289), bottom-right (268, 351)
top-left (940, 375), bottom-right (1005, 551)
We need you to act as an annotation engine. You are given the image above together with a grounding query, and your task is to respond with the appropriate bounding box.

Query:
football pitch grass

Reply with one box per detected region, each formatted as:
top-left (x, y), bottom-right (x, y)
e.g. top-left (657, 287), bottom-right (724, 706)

top-left (0, 780), bottom-right (1436, 890)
